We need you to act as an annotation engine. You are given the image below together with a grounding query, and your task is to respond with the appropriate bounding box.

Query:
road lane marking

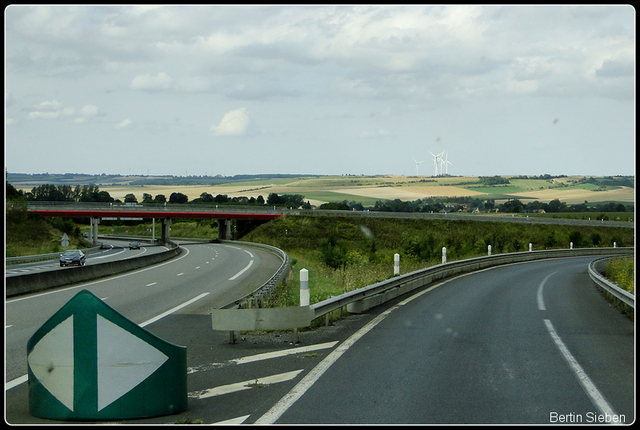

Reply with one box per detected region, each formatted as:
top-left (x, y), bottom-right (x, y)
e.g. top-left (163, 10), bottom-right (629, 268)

top-left (139, 293), bottom-right (210, 328)
top-left (6, 375), bottom-right (28, 391)
top-left (229, 260), bottom-right (254, 281)
top-left (543, 319), bottom-right (618, 418)
top-left (188, 370), bottom-right (304, 400)
top-left (213, 415), bottom-right (250, 424)
top-left (187, 341), bottom-right (339, 374)
top-left (537, 271), bottom-right (557, 311)
top-left (146, 282), bottom-right (157, 287)
top-left (256, 279), bottom-right (449, 424)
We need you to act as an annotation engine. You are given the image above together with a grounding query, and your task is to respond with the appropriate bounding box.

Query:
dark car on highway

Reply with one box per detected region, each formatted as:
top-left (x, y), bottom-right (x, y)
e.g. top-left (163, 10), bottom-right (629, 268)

top-left (59, 250), bottom-right (86, 267)
top-left (129, 241), bottom-right (141, 250)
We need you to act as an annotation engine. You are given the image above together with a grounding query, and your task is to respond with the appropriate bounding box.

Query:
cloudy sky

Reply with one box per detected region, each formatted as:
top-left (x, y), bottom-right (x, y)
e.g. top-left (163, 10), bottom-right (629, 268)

top-left (5, 5), bottom-right (635, 177)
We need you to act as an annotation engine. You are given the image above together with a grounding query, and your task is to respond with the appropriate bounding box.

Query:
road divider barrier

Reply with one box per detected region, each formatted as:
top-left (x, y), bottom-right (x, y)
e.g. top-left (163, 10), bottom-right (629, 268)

top-left (6, 244), bottom-right (183, 298)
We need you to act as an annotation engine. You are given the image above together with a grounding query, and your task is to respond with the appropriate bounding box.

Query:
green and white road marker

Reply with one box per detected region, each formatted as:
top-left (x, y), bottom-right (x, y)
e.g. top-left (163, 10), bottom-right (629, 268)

top-left (27, 290), bottom-right (187, 420)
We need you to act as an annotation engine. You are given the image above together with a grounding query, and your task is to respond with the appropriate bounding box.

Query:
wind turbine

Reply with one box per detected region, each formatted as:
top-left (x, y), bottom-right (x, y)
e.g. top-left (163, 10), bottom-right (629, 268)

top-left (429, 152), bottom-right (439, 176)
top-left (438, 150), bottom-right (446, 176)
top-left (444, 152), bottom-right (452, 175)
top-left (412, 158), bottom-right (424, 176)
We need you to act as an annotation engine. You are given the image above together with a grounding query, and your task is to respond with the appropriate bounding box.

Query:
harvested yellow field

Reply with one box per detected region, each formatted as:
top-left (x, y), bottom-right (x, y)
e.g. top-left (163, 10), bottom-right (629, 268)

top-left (101, 184), bottom-right (279, 201)
top-left (512, 186), bottom-right (634, 205)
top-left (328, 186), bottom-right (485, 200)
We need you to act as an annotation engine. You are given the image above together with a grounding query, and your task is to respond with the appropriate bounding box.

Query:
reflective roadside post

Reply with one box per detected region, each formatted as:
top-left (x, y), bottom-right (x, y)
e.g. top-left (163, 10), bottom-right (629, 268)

top-left (295, 269), bottom-right (309, 344)
top-left (394, 253), bottom-right (400, 275)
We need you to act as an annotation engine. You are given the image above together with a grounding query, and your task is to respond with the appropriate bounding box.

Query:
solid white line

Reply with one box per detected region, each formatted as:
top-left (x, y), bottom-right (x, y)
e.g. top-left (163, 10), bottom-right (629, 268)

top-left (232, 341), bottom-right (339, 365)
top-left (145, 282), bottom-right (157, 287)
top-left (229, 260), bottom-right (254, 281)
top-left (6, 375), bottom-right (28, 391)
top-left (187, 341), bottom-right (340, 374)
top-left (213, 415), bottom-right (250, 424)
top-left (255, 280), bottom-right (446, 424)
top-left (139, 292), bottom-right (209, 328)
top-left (189, 369), bottom-right (304, 400)
top-left (537, 271), bottom-right (557, 311)
top-left (543, 319), bottom-right (618, 418)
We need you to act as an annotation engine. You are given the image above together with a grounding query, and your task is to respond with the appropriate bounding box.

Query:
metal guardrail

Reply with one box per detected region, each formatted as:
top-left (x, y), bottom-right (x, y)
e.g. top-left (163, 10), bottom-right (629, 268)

top-left (309, 247), bottom-right (635, 322)
top-left (219, 240), bottom-right (291, 310)
top-left (588, 257), bottom-right (635, 308)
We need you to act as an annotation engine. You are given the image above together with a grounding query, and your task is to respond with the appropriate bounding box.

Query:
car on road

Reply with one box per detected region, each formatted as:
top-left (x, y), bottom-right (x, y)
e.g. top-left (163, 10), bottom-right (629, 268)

top-left (129, 241), bottom-right (141, 250)
top-left (59, 250), bottom-right (86, 267)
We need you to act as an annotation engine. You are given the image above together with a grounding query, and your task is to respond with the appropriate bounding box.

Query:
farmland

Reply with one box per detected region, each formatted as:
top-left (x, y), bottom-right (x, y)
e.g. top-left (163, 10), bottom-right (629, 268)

top-left (9, 173), bottom-right (634, 207)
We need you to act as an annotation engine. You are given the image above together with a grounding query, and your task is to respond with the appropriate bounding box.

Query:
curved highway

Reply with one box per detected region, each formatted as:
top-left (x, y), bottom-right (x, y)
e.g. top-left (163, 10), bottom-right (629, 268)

top-left (260, 256), bottom-right (633, 424)
top-left (5, 255), bottom-right (633, 424)
top-left (4, 242), bottom-right (283, 385)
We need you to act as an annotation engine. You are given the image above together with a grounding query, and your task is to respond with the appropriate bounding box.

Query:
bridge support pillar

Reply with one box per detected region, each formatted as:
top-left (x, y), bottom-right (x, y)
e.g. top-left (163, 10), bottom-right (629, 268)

top-left (90, 217), bottom-right (100, 246)
top-left (218, 219), bottom-right (233, 240)
top-left (161, 218), bottom-right (172, 244)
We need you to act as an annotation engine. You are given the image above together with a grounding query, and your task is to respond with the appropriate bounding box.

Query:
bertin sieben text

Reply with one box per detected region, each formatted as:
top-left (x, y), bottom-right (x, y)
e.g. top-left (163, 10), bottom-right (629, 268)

top-left (549, 411), bottom-right (626, 424)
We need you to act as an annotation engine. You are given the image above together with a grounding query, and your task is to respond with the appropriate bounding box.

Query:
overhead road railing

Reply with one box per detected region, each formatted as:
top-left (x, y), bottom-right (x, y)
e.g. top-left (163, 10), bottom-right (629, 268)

top-left (17, 202), bottom-right (633, 227)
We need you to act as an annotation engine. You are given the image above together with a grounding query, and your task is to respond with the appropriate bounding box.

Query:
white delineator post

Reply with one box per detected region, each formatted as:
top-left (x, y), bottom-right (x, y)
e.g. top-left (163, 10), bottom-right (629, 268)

top-left (300, 269), bottom-right (309, 306)
top-left (294, 269), bottom-right (310, 344)
top-left (442, 247), bottom-right (447, 264)
top-left (488, 245), bottom-right (492, 256)
top-left (394, 254), bottom-right (400, 275)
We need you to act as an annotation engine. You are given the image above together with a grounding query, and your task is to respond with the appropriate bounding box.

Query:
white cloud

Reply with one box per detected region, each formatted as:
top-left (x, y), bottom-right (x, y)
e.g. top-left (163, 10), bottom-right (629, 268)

top-left (79, 104), bottom-right (99, 116)
top-left (115, 119), bottom-right (132, 129)
top-left (28, 100), bottom-right (74, 119)
top-left (6, 118), bottom-right (17, 126)
top-left (210, 108), bottom-right (250, 136)
top-left (130, 72), bottom-right (173, 90)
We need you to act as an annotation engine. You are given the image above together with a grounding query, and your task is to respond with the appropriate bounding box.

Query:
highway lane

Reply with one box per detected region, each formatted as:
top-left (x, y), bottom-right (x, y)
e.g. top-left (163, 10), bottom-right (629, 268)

top-left (5, 239), bottom-right (167, 277)
top-left (4, 242), bottom-right (283, 386)
top-left (261, 257), bottom-right (633, 424)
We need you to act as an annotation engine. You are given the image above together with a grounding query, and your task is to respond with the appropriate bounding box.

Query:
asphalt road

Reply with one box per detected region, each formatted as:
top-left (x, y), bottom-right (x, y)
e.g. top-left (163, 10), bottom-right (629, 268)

top-left (5, 239), bottom-right (168, 278)
top-left (267, 257), bottom-right (634, 424)
top-left (5, 255), bottom-right (633, 424)
top-left (4, 242), bottom-right (283, 385)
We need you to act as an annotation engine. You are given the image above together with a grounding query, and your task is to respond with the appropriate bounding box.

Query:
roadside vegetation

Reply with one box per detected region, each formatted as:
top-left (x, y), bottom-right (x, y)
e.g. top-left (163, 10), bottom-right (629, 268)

top-left (604, 257), bottom-right (635, 295)
top-left (5, 183), bottom-right (91, 258)
top-left (241, 215), bottom-right (634, 310)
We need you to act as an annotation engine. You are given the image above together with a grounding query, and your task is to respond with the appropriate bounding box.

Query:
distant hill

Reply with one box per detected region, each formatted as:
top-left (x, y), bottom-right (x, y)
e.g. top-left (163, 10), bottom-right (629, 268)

top-left (6, 172), bottom-right (321, 187)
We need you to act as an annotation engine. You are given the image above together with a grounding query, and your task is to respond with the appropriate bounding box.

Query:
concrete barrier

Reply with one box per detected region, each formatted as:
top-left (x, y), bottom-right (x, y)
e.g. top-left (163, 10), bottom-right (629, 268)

top-left (6, 247), bottom-right (183, 298)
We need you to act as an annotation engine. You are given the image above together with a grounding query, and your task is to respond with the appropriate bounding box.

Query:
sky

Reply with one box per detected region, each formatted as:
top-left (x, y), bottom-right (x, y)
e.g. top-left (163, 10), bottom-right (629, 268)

top-left (4, 5), bottom-right (636, 178)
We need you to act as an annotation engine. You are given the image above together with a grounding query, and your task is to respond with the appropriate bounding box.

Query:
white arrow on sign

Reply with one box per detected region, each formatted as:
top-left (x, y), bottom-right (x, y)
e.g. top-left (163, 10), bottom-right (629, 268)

top-left (97, 315), bottom-right (168, 411)
top-left (27, 316), bottom-right (75, 411)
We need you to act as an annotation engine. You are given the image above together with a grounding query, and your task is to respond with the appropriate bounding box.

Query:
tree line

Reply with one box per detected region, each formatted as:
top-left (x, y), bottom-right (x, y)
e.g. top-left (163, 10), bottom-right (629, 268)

top-left (9, 183), bottom-right (633, 214)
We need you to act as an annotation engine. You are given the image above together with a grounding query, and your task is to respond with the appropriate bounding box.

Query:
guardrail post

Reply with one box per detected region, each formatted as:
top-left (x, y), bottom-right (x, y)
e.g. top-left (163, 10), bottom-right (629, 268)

top-left (394, 253), bottom-right (400, 275)
top-left (442, 247), bottom-right (447, 264)
top-left (294, 269), bottom-right (309, 344)
top-left (488, 245), bottom-right (492, 256)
